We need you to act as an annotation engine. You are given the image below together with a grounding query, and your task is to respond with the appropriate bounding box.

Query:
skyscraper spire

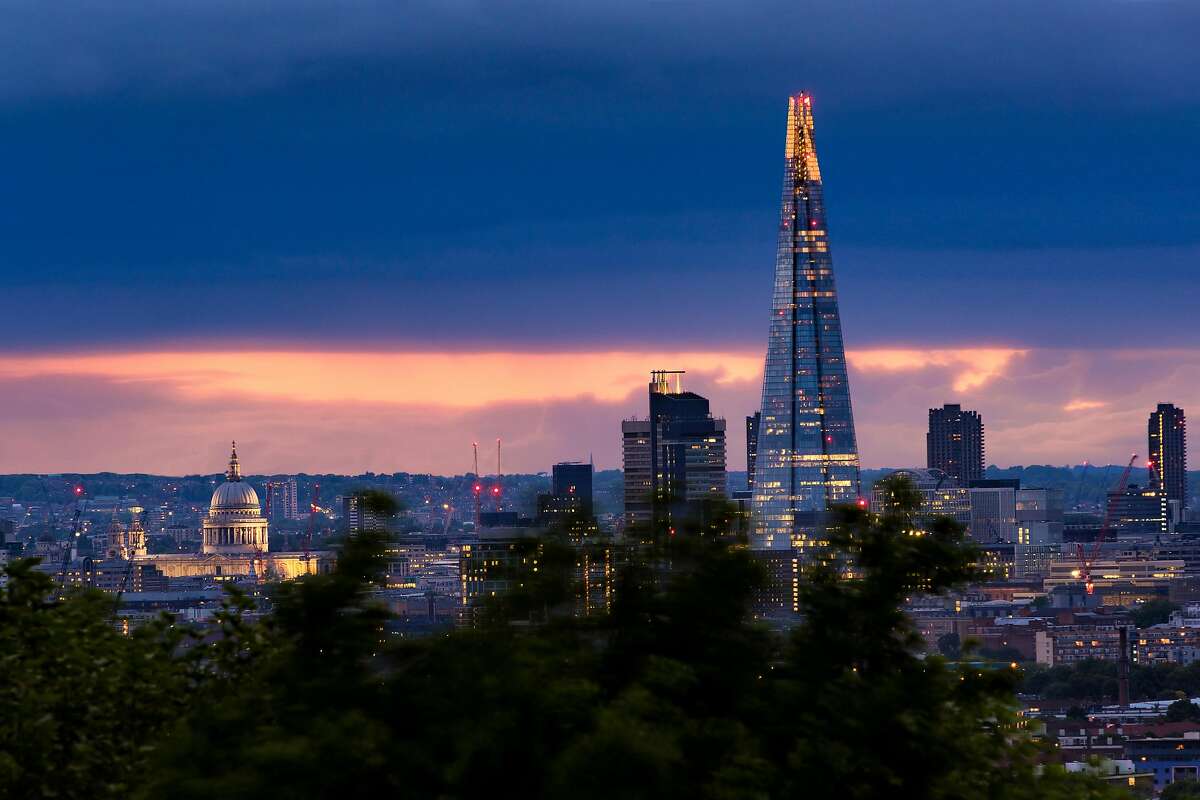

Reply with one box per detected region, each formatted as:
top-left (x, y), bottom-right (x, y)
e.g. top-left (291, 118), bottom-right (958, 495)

top-left (752, 92), bottom-right (861, 552)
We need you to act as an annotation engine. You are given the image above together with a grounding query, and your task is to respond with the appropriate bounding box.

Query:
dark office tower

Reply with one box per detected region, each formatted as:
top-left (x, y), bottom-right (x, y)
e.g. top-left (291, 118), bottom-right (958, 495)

top-left (1149, 403), bottom-right (1187, 513)
top-left (746, 412), bottom-right (761, 491)
top-left (926, 404), bottom-right (985, 486)
top-left (551, 462), bottom-right (593, 516)
top-left (623, 371), bottom-right (727, 527)
top-left (752, 93), bottom-right (861, 551)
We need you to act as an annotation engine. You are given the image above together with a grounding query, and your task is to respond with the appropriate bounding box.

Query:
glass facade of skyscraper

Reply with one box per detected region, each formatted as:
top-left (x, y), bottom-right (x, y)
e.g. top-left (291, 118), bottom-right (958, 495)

top-left (752, 93), bottom-right (861, 551)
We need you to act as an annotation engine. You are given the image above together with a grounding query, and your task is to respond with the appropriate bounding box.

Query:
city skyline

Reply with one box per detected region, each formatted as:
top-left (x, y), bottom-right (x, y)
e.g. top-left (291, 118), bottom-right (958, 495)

top-left (1, 2), bottom-right (1199, 475)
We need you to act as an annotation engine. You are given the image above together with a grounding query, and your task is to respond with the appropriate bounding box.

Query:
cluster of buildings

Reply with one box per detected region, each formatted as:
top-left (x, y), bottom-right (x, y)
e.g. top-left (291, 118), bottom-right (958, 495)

top-left (1, 91), bottom-right (1193, 662)
top-left (607, 91), bottom-right (1194, 627)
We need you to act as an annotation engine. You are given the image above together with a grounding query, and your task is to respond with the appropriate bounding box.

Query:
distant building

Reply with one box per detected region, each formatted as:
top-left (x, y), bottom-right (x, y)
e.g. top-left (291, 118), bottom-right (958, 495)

top-left (536, 462), bottom-right (597, 542)
top-left (621, 420), bottom-right (653, 527)
top-left (1035, 624), bottom-right (1130, 665)
top-left (622, 371), bottom-right (726, 528)
top-left (749, 549), bottom-right (800, 618)
top-left (965, 480), bottom-right (1062, 578)
top-left (139, 443), bottom-right (332, 581)
top-left (268, 478), bottom-right (300, 520)
top-left (344, 491), bottom-right (390, 536)
top-left (751, 93), bottom-right (861, 552)
top-left (869, 468), bottom-right (970, 529)
top-left (1135, 624), bottom-right (1200, 665)
top-left (1149, 403), bottom-right (1187, 517)
top-left (1107, 484), bottom-right (1170, 534)
top-left (203, 443), bottom-right (269, 554)
top-left (459, 526), bottom-right (625, 625)
top-left (538, 462), bottom-right (593, 518)
top-left (927, 404), bottom-right (984, 486)
top-left (103, 513), bottom-right (147, 560)
top-left (968, 479), bottom-right (1020, 544)
top-left (1044, 559), bottom-right (1184, 592)
top-left (745, 412), bottom-right (760, 492)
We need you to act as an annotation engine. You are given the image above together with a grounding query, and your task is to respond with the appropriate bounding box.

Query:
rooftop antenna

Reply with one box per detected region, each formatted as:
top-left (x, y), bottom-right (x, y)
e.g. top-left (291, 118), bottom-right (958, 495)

top-left (650, 369), bottom-right (686, 395)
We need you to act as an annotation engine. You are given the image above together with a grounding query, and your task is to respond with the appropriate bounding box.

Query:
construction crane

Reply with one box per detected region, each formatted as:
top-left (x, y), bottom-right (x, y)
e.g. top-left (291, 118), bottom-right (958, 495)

top-left (1076, 454), bottom-right (1137, 595)
top-left (472, 442), bottom-right (482, 530)
top-left (54, 486), bottom-right (87, 599)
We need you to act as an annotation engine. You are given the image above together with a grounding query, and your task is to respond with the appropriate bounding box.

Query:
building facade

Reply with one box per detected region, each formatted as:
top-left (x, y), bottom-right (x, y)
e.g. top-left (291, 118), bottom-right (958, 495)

top-left (752, 92), bottom-right (861, 552)
top-left (139, 444), bottom-right (332, 581)
top-left (621, 420), bottom-right (653, 527)
top-left (1149, 403), bottom-right (1188, 517)
top-left (103, 513), bottom-right (147, 560)
top-left (869, 468), bottom-right (971, 529)
top-left (927, 404), bottom-right (985, 486)
top-left (622, 371), bottom-right (726, 528)
top-left (202, 443), bottom-right (269, 554)
top-left (746, 412), bottom-right (761, 491)
top-left (1107, 484), bottom-right (1170, 534)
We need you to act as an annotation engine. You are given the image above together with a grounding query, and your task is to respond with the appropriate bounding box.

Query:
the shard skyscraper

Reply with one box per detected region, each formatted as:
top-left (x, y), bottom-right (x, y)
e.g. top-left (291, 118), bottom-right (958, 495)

top-left (751, 92), bottom-right (861, 552)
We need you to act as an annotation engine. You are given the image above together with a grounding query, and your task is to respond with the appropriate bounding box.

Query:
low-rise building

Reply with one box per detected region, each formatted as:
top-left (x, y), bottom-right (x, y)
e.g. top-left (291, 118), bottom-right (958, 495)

top-left (1035, 624), bottom-right (1132, 665)
top-left (1135, 624), bottom-right (1200, 665)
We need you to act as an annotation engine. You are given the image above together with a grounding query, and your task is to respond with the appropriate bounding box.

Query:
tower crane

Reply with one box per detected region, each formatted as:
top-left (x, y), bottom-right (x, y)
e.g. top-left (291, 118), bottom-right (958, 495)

top-left (54, 486), bottom-right (87, 599)
top-left (1076, 454), bottom-right (1137, 595)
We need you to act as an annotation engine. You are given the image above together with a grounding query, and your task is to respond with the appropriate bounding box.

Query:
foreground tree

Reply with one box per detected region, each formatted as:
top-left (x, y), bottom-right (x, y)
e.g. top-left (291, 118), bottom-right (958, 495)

top-left (1, 485), bottom-right (1123, 798)
top-left (0, 561), bottom-right (190, 799)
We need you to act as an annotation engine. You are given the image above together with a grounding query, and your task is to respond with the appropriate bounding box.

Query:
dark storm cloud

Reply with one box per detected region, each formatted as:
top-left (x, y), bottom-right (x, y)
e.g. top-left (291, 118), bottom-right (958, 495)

top-left (3, 1), bottom-right (1198, 105)
top-left (1, 1), bottom-right (1198, 349)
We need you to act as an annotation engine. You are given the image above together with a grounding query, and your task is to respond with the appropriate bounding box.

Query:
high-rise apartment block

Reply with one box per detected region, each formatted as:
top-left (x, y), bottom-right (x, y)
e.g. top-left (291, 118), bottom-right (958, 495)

top-left (927, 404), bottom-right (985, 486)
top-left (752, 93), bottom-right (861, 551)
top-left (622, 371), bottom-right (726, 527)
top-left (1149, 403), bottom-right (1187, 516)
top-left (268, 477), bottom-right (300, 520)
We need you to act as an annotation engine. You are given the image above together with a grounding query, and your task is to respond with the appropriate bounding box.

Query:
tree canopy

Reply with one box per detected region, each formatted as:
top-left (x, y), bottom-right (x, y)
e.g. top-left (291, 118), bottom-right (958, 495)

top-left (0, 486), bottom-right (1123, 799)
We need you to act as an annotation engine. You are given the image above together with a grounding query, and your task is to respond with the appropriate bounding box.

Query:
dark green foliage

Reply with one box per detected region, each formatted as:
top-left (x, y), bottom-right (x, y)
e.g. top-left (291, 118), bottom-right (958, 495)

top-left (1163, 780), bottom-right (1200, 799)
top-left (1166, 698), bottom-right (1200, 722)
top-left (0, 485), bottom-right (1124, 799)
top-left (1131, 598), bottom-right (1179, 628)
top-left (1024, 659), bottom-right (1200, 703)
top-left (1024, 660), bottom-right (1120, 702)
top-left (938, 630), bottom-right (962, 658)
top-left (0, 560), bottom-right (191, 799)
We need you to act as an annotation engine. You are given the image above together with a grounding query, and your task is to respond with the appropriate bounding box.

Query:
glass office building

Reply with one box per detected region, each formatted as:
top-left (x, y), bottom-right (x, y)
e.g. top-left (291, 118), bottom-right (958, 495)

top-left (752, 93), bottom-right (861, 551)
